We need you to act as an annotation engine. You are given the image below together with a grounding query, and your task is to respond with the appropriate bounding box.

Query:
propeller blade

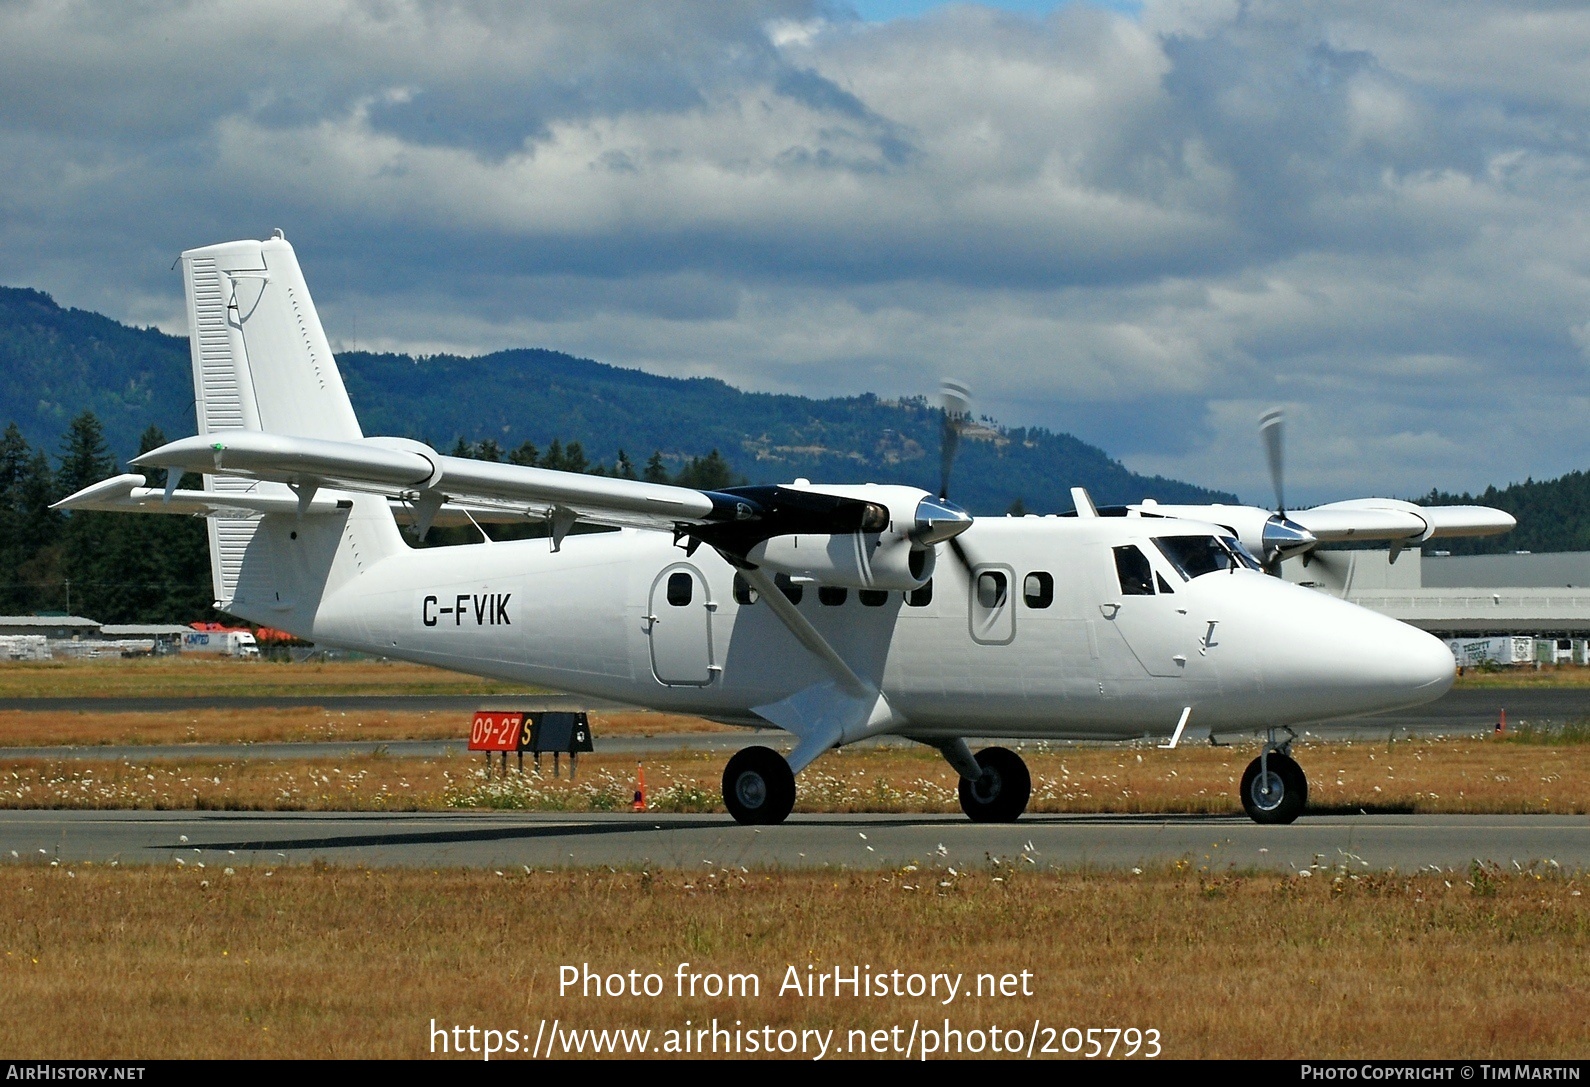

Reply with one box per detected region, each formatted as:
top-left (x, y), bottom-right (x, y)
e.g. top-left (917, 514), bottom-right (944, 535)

top-left (938, 379), bottom-right (972, 500)
top-left (1259, 408), bottom-right (1285, 514)
top-left (947, 534), bottom-right (975, 579)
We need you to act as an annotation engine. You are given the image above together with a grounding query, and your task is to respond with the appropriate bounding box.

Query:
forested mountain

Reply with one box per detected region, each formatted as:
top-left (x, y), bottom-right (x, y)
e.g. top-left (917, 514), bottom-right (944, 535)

top-left (0, 287), bottom-right (195, 458)
top-left (0, 285), bottom-right (1235, 518)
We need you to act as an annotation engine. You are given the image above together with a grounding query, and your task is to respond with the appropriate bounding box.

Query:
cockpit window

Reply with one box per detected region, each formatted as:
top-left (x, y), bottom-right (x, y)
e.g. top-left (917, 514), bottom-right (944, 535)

top-left (1113, 545), bottom-right (1155, 596)
top-left (1154, 535), bottom-right (1260, 580)
top-left (1224, 537), bottom-right (1264, 571)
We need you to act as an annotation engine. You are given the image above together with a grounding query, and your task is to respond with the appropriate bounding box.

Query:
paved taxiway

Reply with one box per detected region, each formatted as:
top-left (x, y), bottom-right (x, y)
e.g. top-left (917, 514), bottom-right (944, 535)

top-left (1, 810), bottom-right (1584, 873)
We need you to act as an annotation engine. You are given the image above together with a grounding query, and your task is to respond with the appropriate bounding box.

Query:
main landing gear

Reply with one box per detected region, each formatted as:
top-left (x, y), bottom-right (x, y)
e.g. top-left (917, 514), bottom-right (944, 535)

top-left (720, 741), bottom-right (1035, 826)
top-left (1239, 728), bottom-right (1308, 825)
top-left (722, 746), bottom-right (796, 825)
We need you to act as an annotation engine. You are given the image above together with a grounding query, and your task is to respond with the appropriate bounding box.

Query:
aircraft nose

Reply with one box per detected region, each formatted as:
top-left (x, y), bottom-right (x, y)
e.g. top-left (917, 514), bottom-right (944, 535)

top-left (1323, 608), bottom-right (1454, 714)
top-left (1379, 622), bottom-right (1457, 699)
top-left (1253, 584), bottom-right (1456, 718)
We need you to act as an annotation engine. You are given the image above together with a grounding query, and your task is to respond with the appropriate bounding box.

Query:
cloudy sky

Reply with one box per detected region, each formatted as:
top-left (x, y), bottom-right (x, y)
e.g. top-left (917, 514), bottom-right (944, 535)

top-left (1, 0), bottom-right (1587, 505)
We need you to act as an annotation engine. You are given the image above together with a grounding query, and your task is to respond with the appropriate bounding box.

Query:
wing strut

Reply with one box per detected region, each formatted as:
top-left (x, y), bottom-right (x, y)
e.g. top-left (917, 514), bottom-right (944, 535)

top-left (735, 564), bottom-right (901, 772)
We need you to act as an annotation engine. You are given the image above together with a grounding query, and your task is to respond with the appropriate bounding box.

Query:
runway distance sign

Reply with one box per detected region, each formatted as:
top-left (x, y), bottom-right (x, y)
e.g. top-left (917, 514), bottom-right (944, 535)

top-left (469, 711), bottom-right (524, 752)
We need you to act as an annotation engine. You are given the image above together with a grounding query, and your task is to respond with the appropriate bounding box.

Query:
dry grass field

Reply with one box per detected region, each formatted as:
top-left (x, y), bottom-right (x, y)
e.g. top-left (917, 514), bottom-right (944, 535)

top-left (0, 707), bottom-right (730, 747)
top-left (1455, 665), bottom-right (1590, 688)
top-left (0, 657), bottom-right (534, 699)
top-left (1, 653), bottom-right (1584, 705)
top-left (0, 863), bottom-right (1582, 1059)
top-left (0, 734), bottom-right (1585, 815)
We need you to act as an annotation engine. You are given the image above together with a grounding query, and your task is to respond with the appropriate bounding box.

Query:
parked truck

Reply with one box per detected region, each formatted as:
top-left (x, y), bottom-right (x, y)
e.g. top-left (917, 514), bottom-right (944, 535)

top-left (180, 630), bottom-right (260, 658)
top-left (1445, 636), bottom-right (1536, 667)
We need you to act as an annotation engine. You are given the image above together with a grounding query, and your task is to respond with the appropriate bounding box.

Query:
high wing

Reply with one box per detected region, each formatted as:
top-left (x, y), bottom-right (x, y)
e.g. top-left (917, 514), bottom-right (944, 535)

top-left (114, 430), bottom-right (732, 540)
top-left (51, 468), bottom-right (690, 531)
top-left (1292, 498), bottom-right (1517, 541)
top-left (57, 429), bottom-right (973, 559)
top-left (1132, 497), bottom-right (1515, 567)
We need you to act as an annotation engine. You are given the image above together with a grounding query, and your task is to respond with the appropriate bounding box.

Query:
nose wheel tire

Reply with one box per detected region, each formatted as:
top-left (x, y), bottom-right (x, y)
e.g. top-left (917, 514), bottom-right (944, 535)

top-left (958, 746), bottom-right (1031, 823)
top-left (722, 746), bottom-right (796, 825)
top-left (1239, 751), bottom-right (1307, 825)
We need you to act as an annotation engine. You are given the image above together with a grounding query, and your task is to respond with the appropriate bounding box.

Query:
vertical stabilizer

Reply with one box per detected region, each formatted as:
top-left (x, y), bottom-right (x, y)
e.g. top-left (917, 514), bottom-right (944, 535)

top-left (181, 234), bottom-right (400, 613)
top-left (184, 234), bottom-right (364, 442)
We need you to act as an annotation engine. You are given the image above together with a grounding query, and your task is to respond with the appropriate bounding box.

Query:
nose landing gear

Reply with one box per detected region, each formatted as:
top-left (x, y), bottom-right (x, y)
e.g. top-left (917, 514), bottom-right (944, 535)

top-left (956, 746), bottom-right (1032, 823)
top-left (1239, 728), bottom-right (1307, 824)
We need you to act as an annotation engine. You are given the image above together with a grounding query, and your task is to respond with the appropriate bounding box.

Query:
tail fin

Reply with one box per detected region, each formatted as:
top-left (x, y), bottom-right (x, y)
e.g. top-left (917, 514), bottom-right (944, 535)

top-left (181, 233), bottom-right (402, 618)
top-left (184, 232), bottom-right (364, 440)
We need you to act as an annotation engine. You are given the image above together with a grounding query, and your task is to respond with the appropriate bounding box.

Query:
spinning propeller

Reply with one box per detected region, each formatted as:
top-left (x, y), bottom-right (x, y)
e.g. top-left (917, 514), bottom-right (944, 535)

top-left (924, 379), bottom-right (977, 574)
top-left (1256, 409), bottom-right (1317, 573)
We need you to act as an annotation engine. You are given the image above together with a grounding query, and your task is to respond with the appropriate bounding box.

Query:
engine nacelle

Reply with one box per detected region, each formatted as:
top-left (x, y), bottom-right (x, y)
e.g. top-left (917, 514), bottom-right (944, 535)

top-left (746, 531), bottom-right (934, 591)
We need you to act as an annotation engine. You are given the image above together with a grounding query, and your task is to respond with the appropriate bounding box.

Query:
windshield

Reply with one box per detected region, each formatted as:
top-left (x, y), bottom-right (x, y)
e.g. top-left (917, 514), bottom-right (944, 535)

top-left (1154, 535), bottom-right (1260, 579)
top-left (1222, 536), bottom-right (1264, 571)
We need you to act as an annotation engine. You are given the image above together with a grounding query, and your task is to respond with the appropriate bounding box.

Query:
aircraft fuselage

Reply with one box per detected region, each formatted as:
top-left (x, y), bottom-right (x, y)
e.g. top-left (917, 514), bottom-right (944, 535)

top-left (269, 513), bottom-right (1455, 742)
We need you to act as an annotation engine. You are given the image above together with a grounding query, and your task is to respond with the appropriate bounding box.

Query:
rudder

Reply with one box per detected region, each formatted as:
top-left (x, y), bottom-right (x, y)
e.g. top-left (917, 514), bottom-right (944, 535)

top-left (181, 233), bottom-right (401, 616)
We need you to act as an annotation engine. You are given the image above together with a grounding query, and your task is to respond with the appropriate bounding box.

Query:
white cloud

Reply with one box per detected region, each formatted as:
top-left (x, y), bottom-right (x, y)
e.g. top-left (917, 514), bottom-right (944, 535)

top-left (0, 0), bottom-right (1588, 502)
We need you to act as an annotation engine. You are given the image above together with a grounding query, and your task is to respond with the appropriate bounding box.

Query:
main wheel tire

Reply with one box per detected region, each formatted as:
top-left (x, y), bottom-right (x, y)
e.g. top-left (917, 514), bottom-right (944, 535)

top-left (722, 746), bottom-right (796, 825)
top-left (1239, 751), bottom-right (1307, 825)
top-left (957, 746), bottom-right (1031, 823)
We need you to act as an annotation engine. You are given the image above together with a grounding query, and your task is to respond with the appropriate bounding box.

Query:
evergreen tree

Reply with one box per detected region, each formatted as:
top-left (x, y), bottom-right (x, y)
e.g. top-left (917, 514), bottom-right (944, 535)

top-left (0, 423), bottom-right (30, 496)
top-left (673, 449), bottom-right (742, 490)
top-left (543, 439), bottom-right (565, 473)
top-left (123, 426), bottom-right (213, 622)
top-left (643, 451), bottom-right (669, 484)
top-left (509, 441), bottom-right (540, 467)
top-left (57, 412), bottom-right (117, 617)
top-left (57, 411), bottom-right (114, 496)
top-left (562, 441), bottom-right (588, 475)
top-left (0, 425), bottom-right (62, 612)
top-left (615, 449), bottom-right (637, 480)
top-left (475, 438), bottom-right (503, 463)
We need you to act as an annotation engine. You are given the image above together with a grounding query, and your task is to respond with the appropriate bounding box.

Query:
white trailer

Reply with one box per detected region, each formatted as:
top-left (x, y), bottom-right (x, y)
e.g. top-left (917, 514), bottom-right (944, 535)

top-left (1446, 636), bottom-right (1535, 667)
top-left (0, 635), bottom-right (50, 661)
top-left (1545, 638), bottom-right (1578, 665)
top-left (180, 630), bottom-right (260, 658)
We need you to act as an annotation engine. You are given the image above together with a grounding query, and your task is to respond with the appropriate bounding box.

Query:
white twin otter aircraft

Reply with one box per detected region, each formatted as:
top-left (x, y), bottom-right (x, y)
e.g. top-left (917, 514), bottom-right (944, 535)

top-left (59, 235), bottom-right (1515, 827)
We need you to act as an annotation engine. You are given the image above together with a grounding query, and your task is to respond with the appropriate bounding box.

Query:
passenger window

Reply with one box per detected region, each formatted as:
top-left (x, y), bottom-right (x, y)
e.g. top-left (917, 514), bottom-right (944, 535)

top-left (976, 571), bottom-right (1008, 609)
top-left (1023, 572), bottom-right (1053, 609)
top-left (819, 585), bottom-right (848, 606)
top-left (1113, 546), bottom-right (1155, 596)
top-left (666, 571), bottom-right (693, 606)
top-left (1156, 572), bottom-right (1175, 595)
top-left (859, 589), bottom-right (888, 607)
top-left (906, 580), bottom-right (933, 607)
top-left (775, 573), bottom-right (803, 605)
top-left (733, 573), bottom-right (757, 605)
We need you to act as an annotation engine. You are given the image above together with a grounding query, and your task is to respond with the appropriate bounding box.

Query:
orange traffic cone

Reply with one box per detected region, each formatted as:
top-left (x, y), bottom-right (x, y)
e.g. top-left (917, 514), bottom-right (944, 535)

top-left (1495, 708), bottom-right (1507, 735)
top-left (632, 762), bottom-right (647, 812)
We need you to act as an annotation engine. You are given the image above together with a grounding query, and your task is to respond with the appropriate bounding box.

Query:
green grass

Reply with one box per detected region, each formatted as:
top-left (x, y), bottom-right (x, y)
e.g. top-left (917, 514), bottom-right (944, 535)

top-left (1495, 719), bottom-right (1590, 745)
